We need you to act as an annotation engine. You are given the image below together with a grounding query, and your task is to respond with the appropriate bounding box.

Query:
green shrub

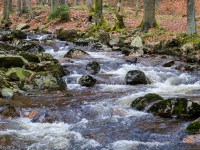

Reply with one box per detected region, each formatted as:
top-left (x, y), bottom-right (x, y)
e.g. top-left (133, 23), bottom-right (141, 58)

top-left (48, 5), bottom-right (69, 22)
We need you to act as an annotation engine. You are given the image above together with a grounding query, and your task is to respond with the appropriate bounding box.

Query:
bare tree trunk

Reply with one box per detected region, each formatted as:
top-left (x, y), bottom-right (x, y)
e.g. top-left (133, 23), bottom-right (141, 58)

top-left (26, 0), bottom-right (34, 19)
top-left (51, 0), bottom-right (60, 11)
top-left (65, 0), bottom-right (69, 7)
top-left (9, 0), bottom-right (13, 12)
top-left (187, 0), bottom-right (196, 35)
top-left (3, 0), bottom-right (9, 20)
top-left (93, 0), bottom-right (104, 26)
top-left (74, 0), bottom-right (78, 6)
top-left (114, 0), bottom-right (126, 30)
top-left (135, 0), bottom-right (139, 16)
top-left (20, 0), bottom-right (26, 16)
top-left (155, 0), bottom-right (158, 11)
top-left (140, 0), bottom-right (157, 32)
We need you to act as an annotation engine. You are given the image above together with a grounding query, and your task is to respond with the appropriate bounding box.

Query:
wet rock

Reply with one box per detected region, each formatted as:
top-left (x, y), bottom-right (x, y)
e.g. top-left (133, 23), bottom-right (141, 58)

top-left (125, 57), bottom-right (137, 64)
top-left (0, 103), bottom-right (20, 118)
top-left (6, 67), bottom-right (34, 81)
top-left (185, 117), bottom-right (200, 134)
top-left (12, 39), bottom-right (45, 53)
top-left (11, 30), bottom-right (27, 39)
top-left (98, 32), bottom-right (110, 45)
top-left (162, 60), bottom-right (175, 67)
top-left (0, 55), bottom-right (28, 68)
top-left (144, 41), bottom-right (162, 53)
top-left (147, 98), bottom-right (200, 118)
top-left (16, 23), bottom-right (30, 30)
top-left (1, 34), bottom-right (14, 41)
top-left (131, 93), bottom-right (164, 110)
top-left (109, 37), bottom-right (119, 46)
top-left (57, 29), bottom-right (78, 41)
top-left (78, 75), bottom-right (97, 87)
top-left (1, 88), bottom-right (14, 99)
top-left (19, 52), bottom-right (40, 63)
top-left (0, 42), bottom-right (19, 54)
top-left (31, 110), bottom-right (57, 123)
top-left (28, 71), bottom-right (66, 90)
top-left (125, 70), bottom-right (150, 85)
top-left (64, 48), bottom-right (91, 58)
top-left (85, 61), bottom-right (101, 75)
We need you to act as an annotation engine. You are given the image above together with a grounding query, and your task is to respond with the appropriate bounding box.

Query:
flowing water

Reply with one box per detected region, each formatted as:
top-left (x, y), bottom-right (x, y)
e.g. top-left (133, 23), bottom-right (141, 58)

top-left (0, 35), bottom-right (200, 150)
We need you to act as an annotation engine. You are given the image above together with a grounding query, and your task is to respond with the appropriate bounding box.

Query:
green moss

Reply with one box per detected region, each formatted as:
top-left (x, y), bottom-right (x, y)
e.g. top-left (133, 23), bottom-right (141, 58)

top-left (186, 121), bottom-right (200, 134)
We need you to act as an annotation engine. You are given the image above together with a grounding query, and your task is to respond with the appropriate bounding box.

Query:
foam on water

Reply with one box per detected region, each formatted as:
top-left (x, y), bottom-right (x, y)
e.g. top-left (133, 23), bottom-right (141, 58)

top-left (0, 118), bottom-right (100, 150)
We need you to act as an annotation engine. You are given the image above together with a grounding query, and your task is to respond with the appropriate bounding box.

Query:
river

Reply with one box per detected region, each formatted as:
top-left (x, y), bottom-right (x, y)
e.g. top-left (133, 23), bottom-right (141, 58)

top-left (0, 34), bottom-right (200, 150)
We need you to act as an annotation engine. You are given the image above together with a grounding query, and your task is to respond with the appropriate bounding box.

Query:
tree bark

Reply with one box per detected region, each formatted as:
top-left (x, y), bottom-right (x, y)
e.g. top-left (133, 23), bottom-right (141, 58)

top-left (93, 0), bottom-right (104, 26)
top-left (3, 0), bottom-right (9, 20)
top-left (135, 0), bottom-right (139, 16)
top-left (74, 0), bottom-right (78, 6)
top-left (114, 0), bottom-right (126, 30)
top-left (26, 0), bottom-right (34, 19)
top-left (187, 0), bottom-right (196, 35)
top-left (51, 0), bottom-right (60, 11)
top-left (140, 0), bottom-right (157, 32)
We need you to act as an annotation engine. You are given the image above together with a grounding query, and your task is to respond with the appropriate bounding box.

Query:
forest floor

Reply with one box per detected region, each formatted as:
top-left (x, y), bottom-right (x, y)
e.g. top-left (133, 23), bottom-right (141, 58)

top-left (0, 0), bottom-right (200, 42)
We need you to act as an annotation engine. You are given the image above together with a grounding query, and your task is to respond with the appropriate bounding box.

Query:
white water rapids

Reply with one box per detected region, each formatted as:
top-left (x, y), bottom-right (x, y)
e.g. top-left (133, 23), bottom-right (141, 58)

top-left (0, 38), bottom-right (200, 150)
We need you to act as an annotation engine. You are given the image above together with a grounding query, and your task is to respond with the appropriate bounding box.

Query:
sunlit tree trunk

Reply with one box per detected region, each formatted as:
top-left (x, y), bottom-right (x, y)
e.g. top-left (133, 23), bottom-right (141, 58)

top-left (113, 0), bottom-right (126, 30)
top-left (140, 0), bottom-right (157, 32)
top-left (3, 0), bottom-right (9, 20)
top-left (187, 0), bottom-right (196, 35)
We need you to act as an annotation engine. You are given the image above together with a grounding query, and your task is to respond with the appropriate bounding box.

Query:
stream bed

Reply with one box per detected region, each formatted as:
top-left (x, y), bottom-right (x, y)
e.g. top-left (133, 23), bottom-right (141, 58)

top-left (0, 35), bottom-right (200, 150)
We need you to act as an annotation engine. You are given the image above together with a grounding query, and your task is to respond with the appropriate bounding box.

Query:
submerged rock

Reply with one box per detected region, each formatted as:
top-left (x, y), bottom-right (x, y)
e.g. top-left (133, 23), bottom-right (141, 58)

top-left (125, 70), bottom-right (150, 85)
top-left (85, 61), bottom-right (101, 75)
top-left (131, 93), bottom-right (164, 110)
top-left (147, 98), bottom-right (200, 118)
top-left (78, 75), bottom-right (97, 86)
top-left (64, 48), bottom-right (91, 58)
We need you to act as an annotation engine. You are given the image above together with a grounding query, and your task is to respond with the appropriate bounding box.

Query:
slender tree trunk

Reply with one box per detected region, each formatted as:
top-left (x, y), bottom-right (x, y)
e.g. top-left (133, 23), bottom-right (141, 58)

top-left (93, 0), bottom-right (104, 26)
top-left (65, 0), bottom-right (69, 7)
top-left (51, 0), bottom-right (60, 11)
top-left (3, 0), bottom-right (9, 20)
top-left (114, 0), bottom-right (126, 30)
top-left (135, 0), bottom-right (139, 16)
top-left (187, 0), bottom-right (196, 35)
top-left (74, 0), bottom-right (78, 6)
top-left (26, 0), bottom-right (34, 19)
top-left (9, 0), bottom-right (13, 12)
top-left (140, 0), bottom-right (157, 32)
top-left (20, 0), bottom-right (26, 16)
top-left (155, 0), bottom-right (158, 11)
top-left (86, 0), bottom-right (93, 21)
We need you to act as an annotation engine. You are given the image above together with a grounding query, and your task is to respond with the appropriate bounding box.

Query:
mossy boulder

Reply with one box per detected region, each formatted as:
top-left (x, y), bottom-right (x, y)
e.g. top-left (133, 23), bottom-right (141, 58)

top-left (19, 52), bottom-right (40, 63)
top-left (57, 29), bottom-right (78, 41)
top-left (0, 55), bottom-right (28, 68)
top-left (16, 23), bottom-right (30, 30)
top-left (1, 34), bottom-right (14, 41)
top-left (0, 43), bottom-right (19, 54)
top-left (186, 118), bottom-right (200, 134)
top-left (85, 61), bottom-right (101, 75)
top-left (12, 39), bottom-right (45, 53)
top-left (125, 70), bottom-right (150, 85)
top-left (78, 75), bottom-right (97, 87)
top-left (131, 93), bottom-right (164, 110)
top-left (147, 98), bottom-right (200, 118)
top-left (11, 30), bottom-right (27, 39)
top-left (64, 48), bottom-right (91, 58)
top-left (6, 67), bottom-right (34, 81)
top-left (27, 71), bottom-right (66, 90)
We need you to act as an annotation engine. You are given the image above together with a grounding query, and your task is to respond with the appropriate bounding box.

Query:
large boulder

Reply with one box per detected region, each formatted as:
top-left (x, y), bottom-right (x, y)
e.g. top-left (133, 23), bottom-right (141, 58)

top-left (64, 48), bottom-right (91, 58)
top-left (11, 30), bottom-right (27, 39)
top-left (27, 71), bottom-right (66, 90)
top-left (6, 67), bottom-right (34, 81)
top-left (12, 39), bottom-right (45, 53)
top-left (125, 70), bottom-right (150, 85)
top-left (147, 98), bottom-right (200, 118)
top-left (16, 23), bottom-right (30, 30)
top-left (85, 61), bottom-right (101, 75)
top-left (0, 55), bottom-right (28, 68)
top-left (19, 52), bottom-right (40, 63)
top-left (57, 29), bottom-right (78, 41)
top-left (78, 75), bottom-right (97, 87)
top-left (131, 93), bottom-right (164, 110)
top-left (185, 117), bottom-right (200, 134)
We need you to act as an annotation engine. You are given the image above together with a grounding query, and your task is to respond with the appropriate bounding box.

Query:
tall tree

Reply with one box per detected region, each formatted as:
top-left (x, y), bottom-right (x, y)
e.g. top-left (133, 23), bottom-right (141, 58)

top-left (3, 0), bottom-right (9, 20)
top-left (187, 0), bottom-right (196, 35)
top-left (17, 0), bottom-right (26, 16)
top-left (113, 0), bottom-right (126, 30)
top-left (140, 0), bottom-right (157, 32)
top-left (51, 0), bottom-right (60, 11)
top-left (74, 0), bottom-right (78, 6)
top-left (93, 0), bottom-right (104, 26)
top-left (135, 0), bottom-right (139, 16)
top-left (26, 0), bottom-right (34, 19)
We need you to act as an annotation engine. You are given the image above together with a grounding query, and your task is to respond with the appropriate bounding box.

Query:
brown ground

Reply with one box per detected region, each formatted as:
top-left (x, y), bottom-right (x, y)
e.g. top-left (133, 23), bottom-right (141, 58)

top-left (0, 0), bottom-right (200, 42)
